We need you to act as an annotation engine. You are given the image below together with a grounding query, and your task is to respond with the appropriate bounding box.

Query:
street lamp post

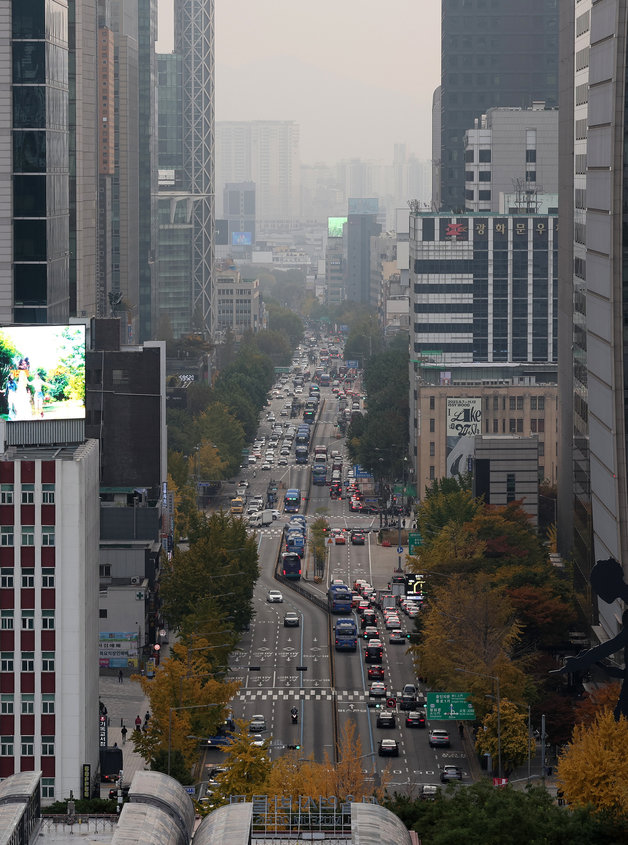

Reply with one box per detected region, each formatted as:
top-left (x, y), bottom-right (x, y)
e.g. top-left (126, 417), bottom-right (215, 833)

top-left (455, 667), bottom-right (501, 779)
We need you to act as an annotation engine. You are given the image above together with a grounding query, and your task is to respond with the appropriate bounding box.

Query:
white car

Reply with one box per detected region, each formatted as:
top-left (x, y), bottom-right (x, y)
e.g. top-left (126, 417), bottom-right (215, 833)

top-left (267, 589), bottom-right (283, 603)
top-left (271, 510), bottom-right (281, 520)
top-left (277, 457), bottom-right (288, 466)
top-left (249, 714), bottom-right (267, 731)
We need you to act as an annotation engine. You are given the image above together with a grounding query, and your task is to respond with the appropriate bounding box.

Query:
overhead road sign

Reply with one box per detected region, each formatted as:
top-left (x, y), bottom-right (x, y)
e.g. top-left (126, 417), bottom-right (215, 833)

top-left (427, 692), bottom-right (476, 720)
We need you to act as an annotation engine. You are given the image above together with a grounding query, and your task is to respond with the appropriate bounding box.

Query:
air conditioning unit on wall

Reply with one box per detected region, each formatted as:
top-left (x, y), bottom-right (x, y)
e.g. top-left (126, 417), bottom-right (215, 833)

top-left (130, 576), bottom-right (141, 585)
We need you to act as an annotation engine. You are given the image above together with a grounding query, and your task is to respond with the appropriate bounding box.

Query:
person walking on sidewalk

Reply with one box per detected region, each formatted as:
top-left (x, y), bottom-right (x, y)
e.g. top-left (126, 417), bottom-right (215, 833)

top-left (134, 715), bottom-right (142, 731)
top-left (118, 669), bottom-right (124, 683)
top-left (121, 725), bottom-right (128, 745)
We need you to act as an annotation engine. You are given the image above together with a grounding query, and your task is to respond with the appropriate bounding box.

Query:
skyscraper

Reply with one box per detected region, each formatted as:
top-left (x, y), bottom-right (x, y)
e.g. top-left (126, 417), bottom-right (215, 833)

top-left (175, 0), bottom-right (215, 335)
top-left (440, 0), bottom-right (559, 212)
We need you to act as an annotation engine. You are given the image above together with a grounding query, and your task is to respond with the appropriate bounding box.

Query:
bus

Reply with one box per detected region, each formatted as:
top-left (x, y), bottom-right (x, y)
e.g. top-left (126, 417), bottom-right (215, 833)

top-left (284, 488), bottom-right (301, 513)
top-left (334, 617), bottom-right (358, 651)
top-left (295, 428), bottom-right (310, 446)
top-left (281, 552), bottom-right (302, 580)
top-left (312, 463), bottom-right (327, 485)
top-left (328, 584), bottom-right (352, 614)
top-left (309, 383), bottom-right (320, 397)
top-left (303, 408), bottom-right (316, 424)
top-left (295, 445), bottom-right (309, 464)
top-left (319, 372), bottom-right (330, 387)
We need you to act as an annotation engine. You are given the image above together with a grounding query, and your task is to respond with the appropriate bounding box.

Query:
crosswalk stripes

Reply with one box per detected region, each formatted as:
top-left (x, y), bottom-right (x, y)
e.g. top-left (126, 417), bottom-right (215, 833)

top-left (237, 688), bottom-right (374, 703)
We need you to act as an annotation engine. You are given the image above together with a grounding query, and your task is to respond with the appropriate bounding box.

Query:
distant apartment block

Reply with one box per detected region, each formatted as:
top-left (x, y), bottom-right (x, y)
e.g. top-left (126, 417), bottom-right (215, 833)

top-left (214, 268), bottom-right (262, 339)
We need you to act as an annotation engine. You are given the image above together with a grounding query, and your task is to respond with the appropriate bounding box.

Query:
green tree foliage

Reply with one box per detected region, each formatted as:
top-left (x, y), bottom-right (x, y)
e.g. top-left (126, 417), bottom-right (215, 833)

top-left (267, 305), bottom-right (304, 348)
top-left (168, 452), bottom-right (188, 490)
top-left (416, 484), bottom-right (481, 547)
top-left (475, 698), bottom-right (535, 775)
top-left (159, 510), bottom-right (259, 633)
top-left (343, 314), bottom-right (383, 365)
top-left (194, 402), bottom-right (245, 478)
top-left (167, 408), bottom-right (197, 455)
top-left (385, 780), bottom-right (628, 845)
top-left (253, 328), bottom-right (292, 365)
top-left (214, 719), bottom-right (273, 803)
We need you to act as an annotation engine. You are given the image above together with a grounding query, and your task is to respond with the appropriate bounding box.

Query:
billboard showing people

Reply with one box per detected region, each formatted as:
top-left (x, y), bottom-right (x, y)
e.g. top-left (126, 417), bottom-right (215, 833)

top-left (0, 325), bottom-right (85, 422)
top-left (446, 397), bottom-right (481, 477)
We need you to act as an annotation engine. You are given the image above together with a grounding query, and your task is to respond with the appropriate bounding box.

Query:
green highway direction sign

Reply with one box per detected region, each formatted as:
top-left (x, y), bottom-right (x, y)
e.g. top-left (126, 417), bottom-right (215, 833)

top-left (274, 367), bottom-right (291, 373)
top-left (427, 692), bottom-right (476, 720)
top-left (408, 532), bottom-right (422, 555)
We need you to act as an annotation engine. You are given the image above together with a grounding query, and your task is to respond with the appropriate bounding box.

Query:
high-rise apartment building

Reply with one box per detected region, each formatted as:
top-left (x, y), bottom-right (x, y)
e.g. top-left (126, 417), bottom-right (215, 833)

top-left (463, 105), bottom-right (559, 213)
top-left (216, 121), bottom-right (300, 230)
top-left (558, 0), bottom-right (628, 640)
top-left (223, 181), bottom-right (256, 248)
top-left (439, 0), bottom-right (558, 212)
top-left (410, 212), bottom-right (557, 365)
top-left (176, 0), bottom-right (216, 336)
top-left (325, 217), bottom-right (346, 306)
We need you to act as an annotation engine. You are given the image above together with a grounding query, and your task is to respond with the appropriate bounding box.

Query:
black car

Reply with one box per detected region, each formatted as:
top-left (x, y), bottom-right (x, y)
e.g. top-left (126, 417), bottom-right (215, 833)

top-left (405, 710), bottom-right (426, 728)
top-left (351, 531), bottom-right (366, 545)
top-left (363, 625), bottom-right (380, 641)
top-left (376, 711), bottom-right (396, 729)
top-left (368, 664), bottom-right (385, 681)
top-left (361, 610), bottom-right (377, 629)
top-left (365, 641), bottom-right (383, 663)
top-left (378, 739), bottom-right (399, 757)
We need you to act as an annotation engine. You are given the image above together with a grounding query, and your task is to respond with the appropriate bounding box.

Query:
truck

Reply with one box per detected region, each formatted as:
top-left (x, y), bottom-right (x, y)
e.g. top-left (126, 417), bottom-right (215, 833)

top-left (100, 745), bottom-right (123, 783)
top-left (248, 509), bottom-right (274, 528)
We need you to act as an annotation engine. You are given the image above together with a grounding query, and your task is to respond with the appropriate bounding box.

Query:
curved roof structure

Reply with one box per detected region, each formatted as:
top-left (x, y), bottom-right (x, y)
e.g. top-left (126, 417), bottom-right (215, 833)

top-left (193, 803), bottom-right (253, 845)
top-left (351, 802), bottom-right (412, 845)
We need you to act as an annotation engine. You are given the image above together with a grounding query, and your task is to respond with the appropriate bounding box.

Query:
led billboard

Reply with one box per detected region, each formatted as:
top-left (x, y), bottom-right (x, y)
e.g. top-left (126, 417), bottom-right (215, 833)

top-left (0, 325), bottom-right (85, 422)
top-left (232, 231), bottom-right (252, 245)
top-left (328, 217), bottom-right (347, 238)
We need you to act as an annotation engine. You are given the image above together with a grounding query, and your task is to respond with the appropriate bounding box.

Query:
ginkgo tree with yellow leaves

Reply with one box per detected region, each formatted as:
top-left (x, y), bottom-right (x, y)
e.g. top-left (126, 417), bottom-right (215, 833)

top-left (475, 698), bottom-right (535, 776)
top-left (557, 710), bottom-right (628, 815)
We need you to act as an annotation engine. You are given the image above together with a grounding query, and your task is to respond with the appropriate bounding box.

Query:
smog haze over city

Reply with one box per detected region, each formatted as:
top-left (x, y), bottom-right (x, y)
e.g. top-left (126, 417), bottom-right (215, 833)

top-left (156, 0), bottom-right (441, 164)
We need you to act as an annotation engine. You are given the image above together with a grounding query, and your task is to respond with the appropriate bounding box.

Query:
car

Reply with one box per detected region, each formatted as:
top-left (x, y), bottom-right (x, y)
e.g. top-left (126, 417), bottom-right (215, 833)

top-left (429, 729), bottom-right (451, 748)
top-left (365, 640), bottom-right (383, 662)
top-left (440, 765), bottom-right (463, 783)
top-left (361, 610), bottom-right (377, 629)
top-left (389, 629), bottom-right (406, 644)
top-left (251, 734), bottom-right (266, 747)
top-left (267, 590), bottom-right (284, 603)
top-left (376, 711), bottom-right (396, 729)
top-left (261, 462), bottom-right (272, 471)
top-left (267, 413), bottom-right (276, 422)
top-left (368, 664), bottom-right (385, 681)
top-left (283, 611), bottom-right (299, 627)
top-left (378, 739), bottom-right (399, 757)
top-left (350, 531), bottom-right (366, 545)
top-left (350, 593), bottom-right (361, 608)
top-left (420, 784), bottom-right (441, 800)
top-left (332, 529), bottom-right (346, 545)
top-left (237, 479), bottom-right (249, 488)
top-left (271, 510), bottom-right (281, 520)
top-left (249, 714), bottom-right (266, 732)
top-left (277, 457), bottom-right (288, 466)
top-left (280, 407), bottom-right (289, 416)
top-left (248, 455), bottom-right (257, 464)
top-left (385, 616), bottom-right (402, 630)
top-left (369, 681), bottom-right (387, 699)
top-left (363, 626), bottom-right (380, 641)
top-left (357, 600), bottom-right (370, 615)
top-left (405, 710), bottom-right (426, 728)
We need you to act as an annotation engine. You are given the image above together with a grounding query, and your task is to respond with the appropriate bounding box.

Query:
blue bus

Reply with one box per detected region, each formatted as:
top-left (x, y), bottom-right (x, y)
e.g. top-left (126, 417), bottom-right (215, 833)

top-left (285, 531), bottom-right (305, 558)
top-left (281, 552), bottom-right (302, 580)
top-left (328, 584), bottom-right (352, 614)
top-left (284, 488), bottom-right (301, 513)
top-left (295, 445), bottom-right (309, 464)
top-left (303, 409), bottom-right (316, 424)
top-left (312, 463), bottom-right (327, 485)
top-left (334, 617), bottom-right (358, 651)
top-left (295, 428), bottom-right (310, 446)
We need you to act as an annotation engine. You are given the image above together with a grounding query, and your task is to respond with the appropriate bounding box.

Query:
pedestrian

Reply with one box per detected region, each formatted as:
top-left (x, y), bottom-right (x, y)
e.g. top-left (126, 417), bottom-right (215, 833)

top-left (144, 710), bottom-right (150, 723)
top-left (118, 669), bottom-right (123, 684)
top-left (121, 725), bottom-right (127, 745)
top-left (134, 715), bottom-right (142, 731)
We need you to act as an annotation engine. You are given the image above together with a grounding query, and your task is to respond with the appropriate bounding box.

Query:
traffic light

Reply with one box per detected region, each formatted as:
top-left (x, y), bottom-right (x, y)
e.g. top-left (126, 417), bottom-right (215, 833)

top-left (286, 744), bottom-right (301, 750)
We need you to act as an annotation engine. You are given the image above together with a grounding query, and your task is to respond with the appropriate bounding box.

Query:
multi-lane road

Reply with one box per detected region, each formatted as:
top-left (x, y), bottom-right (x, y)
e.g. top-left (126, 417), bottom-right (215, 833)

top-left (207, 382), bottom-right (472, 793)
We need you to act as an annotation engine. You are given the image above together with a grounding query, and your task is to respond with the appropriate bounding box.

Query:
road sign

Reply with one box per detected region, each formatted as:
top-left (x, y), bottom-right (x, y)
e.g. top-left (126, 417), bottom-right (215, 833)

top-left (386, 697), bottom-right (397, 709)
top-left (185, 786), bottom-right (196, 795)
top-left (408, 532), bottom-right (423, 555)
top-left (345, 360), bottom-right (359, 369)
top-left (426, 692), bottom-right (476, 720)
top-left (353, 465), bottom-right (372, 479)
top-left (397, 546), bottom-right (404, 554)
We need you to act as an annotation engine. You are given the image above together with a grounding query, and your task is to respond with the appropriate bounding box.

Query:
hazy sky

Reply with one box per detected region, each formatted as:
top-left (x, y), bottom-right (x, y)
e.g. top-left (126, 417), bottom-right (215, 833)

top-left (156, 0), bottom-right (441, 165)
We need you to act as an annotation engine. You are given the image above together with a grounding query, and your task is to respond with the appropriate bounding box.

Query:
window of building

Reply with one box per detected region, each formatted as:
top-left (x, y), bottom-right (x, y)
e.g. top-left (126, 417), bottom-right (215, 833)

top-left (526, 171), bottom-right (537, 182)
top-left (21, 526), bottom-right (34, 546)
top-left (0, 484), bottom-right (14, 504)
top-left (1, 610), bottom-right (13, 630)
top-left (509, 419), bottom-right (516, 433)
top-left (42, 736), bottom-right (54, 756)
top-left (531, 419), bottom-right (537, 432)
top-left (517, 396), bottom-right (524, 410)
top-left (478, 149), bottom-right (491, 163)
top-left (465, 171), bottom-right (474, 182)
top-left (538, 419), bottom-right (545, 433)
top-left (509, 397), bottom-right (516, 410)
top-left (42, 652), bottom-right (54, 672)
top-left (42, 568), bottom-right (54, 588)
top-left (465, 149), bottom-right (474, 163)
top-left (517, 418), bottom-right (523, 433)
top-left (506, 473), bottom-right (516, 503)
top-left (429, 418), bottom-right (435, 433)
top-left (41, 779), bottom-right (55, 799)
top-left (42, 484), bottom-right (55, 504)
top-left (1, 652), bottom-right (14, 672)
top-left (538, 396), bottom-right (545, 410)
top-left (429, 442), bottom-right (435, 457)
top-left (112, 369), bottom-right (129, 385)
top-left (99, 609), bottom-right (107, 619)
top-left (21, 484), bottom-right (34, 505)
top-left (539, 442), bottom-right (545, 457)
top-left (531, 397), bottom-right (537, 410)
top-left (493, 419), bottom-right (499, 433)
top-left (1, 527), bottom-right (14, 547)
top-left (21, 652), bottom-right (34, 672)
top-left (478, 171), bottom-right (491, 182)
top-left (21, 569), bottom-right (34, 588)
top-left (21, 736), bottom-right (34, 756)
top-left (1, 737), bottom-right (14, 756)
top-left (429, 396), bottom-right (435, 410)
top-left (429, 466), bottom-right (435, 481)
top-left (21, 611), bottom-right (34, 630)
top-left (42, 694), bottom-right (55, 714)
top-left (0, 568), bottom-right (13, 588)
top-left (478, 190), bottom-right (491, 201)
top-left (1, 694), bottom-right (13, 715)
top-left (42, 526), bottom-right (55, 546)
top-left (99, 564), bottom-right (111, 578)
top-left (42, 610), bottom-right (54, 630)
top-left (526, 149), bottom-right (537, 162)
top-left (21, 694), bottom-right (34, 715)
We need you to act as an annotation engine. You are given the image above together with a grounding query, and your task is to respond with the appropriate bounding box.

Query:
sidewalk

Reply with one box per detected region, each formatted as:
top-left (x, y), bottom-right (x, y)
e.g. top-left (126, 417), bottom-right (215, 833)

top-left (98, 639), bottom-right (171, 792)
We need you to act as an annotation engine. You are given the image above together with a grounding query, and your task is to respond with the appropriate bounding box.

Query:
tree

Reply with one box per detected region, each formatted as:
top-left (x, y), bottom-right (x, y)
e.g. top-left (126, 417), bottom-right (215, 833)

top-left (475, 698), bottom-right (534, 776)
top-left (415, 486), bottom-right (482, 547)
top-left (557, 710), bottom-right (628, 815)
top-left (574, 682), bottom-right (622, 728)
top-left (411, 574), bottom-right (529, 717)
top-left (506, 584), bottom-right (573, 648)
top-left (195, 440), bottom-right (228, 481)
top-left (214, 719), bottom-right (273, 802)
top-left (194, 402), bottom-right (245, 476)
